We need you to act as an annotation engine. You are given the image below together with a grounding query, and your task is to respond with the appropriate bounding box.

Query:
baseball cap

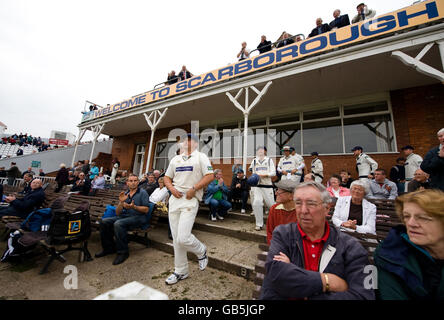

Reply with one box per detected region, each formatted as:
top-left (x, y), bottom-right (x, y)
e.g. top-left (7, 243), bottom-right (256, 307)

top-left (351, 146), bottom-right (363, 152)
top-left (311, 152), bottom-right (319, 156)
top-left (401, 145), bottom-right (414, 150)
top-left (281, 146), bottom-right (291, 152)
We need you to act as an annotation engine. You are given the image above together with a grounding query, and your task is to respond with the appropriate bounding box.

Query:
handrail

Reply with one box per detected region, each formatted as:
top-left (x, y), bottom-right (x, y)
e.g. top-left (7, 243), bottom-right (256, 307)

top-left (248, 33), bottom-right (306, 57)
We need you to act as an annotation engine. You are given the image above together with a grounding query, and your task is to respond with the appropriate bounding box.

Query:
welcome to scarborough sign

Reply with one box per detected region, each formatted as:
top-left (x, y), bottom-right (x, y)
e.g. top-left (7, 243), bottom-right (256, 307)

top-left (83, 0), bottom-right (444, 123)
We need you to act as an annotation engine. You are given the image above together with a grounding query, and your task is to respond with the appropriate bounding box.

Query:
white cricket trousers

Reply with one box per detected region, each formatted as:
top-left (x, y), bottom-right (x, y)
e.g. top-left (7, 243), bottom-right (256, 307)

top-left (251, 187), bottom-right (275, 228)
top-left (168, 196), bottom-right (206, 275)
top-left (281, 174), bottom-right (301, 185)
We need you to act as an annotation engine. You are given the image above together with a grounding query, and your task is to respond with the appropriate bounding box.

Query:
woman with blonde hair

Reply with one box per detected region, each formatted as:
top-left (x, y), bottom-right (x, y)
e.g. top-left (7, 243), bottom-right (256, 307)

top-left (374, 189), bottom-right (444, 300)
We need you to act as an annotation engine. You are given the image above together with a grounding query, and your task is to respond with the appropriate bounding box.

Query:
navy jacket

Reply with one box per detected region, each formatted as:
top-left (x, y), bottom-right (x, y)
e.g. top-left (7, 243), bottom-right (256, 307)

top-left (420, 146), bottom-right (444, 191)
top-left (329, 14), bottom-right (350, 29)
top-left (308, 24), bottom-right (332, 38)
top-left (260, 222), bottom-right (375, 300)
top-left (10, 187), bottom-right (45, 216)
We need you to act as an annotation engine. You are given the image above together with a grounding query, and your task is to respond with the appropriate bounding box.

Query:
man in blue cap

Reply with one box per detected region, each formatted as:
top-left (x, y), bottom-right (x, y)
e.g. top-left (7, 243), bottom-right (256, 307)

top-left (352, 146), bottom-right (378, 182)
top-left (402, 145), bottom-right (423, 192)
top-left (249, 146), bottom-right (276, 231)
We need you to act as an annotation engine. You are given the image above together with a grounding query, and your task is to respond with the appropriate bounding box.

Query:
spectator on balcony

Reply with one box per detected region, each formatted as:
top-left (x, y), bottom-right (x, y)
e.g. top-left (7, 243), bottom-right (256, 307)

top-left (327, 175), bottom-right (350, 199)
top-left (178, 65), bottom-right (193, 81)
top-left (228, 169), bottom-right (249, 214)
top-left (70, 172), bottom-right (91, 196)
top-left (266, 179), bottom-right (297, 245)
top-left (407, 169), bottom-right (431, 193)
top-left (237, 42), bottom-right (250, 61)
top-left (420, 128), bottom-right (444, 191)
top-left (332, 180), bottom-right (376, 235)
top-left (308, 18), bottom-right (332, 38)
top-left (329, 9), bottom-right (350, 30)
top-left (55, 163), bottom-right (70, 193)
top-left (167, 70), bottom-right (179, 85)
top-left (0, 179), bottom-right (45, 218)
top-left (6, 162), bottom-right (21, 186)
top-left (204, 169), bottom-right (232, 221)
top-left (89, 162), bottom-right (99, 180)
top-left (22, 167), bottom-right (35, 178)
top-left (257, 35), bottom-right (272, 54)
top-left (352, 3), bottom-right (376, 24)
top-left (368, 169), bottom-right (398, 200)
top-left (276, 32), bottom-right (294, 48)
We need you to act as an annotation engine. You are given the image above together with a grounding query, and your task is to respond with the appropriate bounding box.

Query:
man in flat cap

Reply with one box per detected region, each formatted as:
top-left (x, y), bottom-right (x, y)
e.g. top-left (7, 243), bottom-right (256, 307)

top-left (266, 179), bottom-right (298, 245)
top-left (402, 145), bottom-right (423, 192)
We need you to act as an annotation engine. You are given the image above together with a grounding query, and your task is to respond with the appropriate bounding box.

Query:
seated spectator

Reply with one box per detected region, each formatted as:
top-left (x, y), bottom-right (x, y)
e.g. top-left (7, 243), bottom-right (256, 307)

top-left (304, 173), bottom-right (315, 182)
top-left (167, 70), bottom-right (179, 85)
top-left (89, 162), bottom-right (99, 180)
top-left (228, 169), bottom-right (249, 214)
top-left (153, 169), bottom-right (162, 182)
top-left (231, 159), bottom-right (243, 178)
top-left (0, 179), bottom-right (45, 218)
top-left (260, 181), bottom-right (374, 300)
top-left (91, 172), bottom-right (106, 191)
top-left (308, 18), bottom-right (332, 38)
top-left (276, 32), bottom-right (294, 48)
top-left (204, 169), bottom-right (231, 221)
top-left (352, 3), bottom-right (376, 24)
top-left (374, 189), bottom-right (444, 299)
top-left (178, 65), bottom-right (193, 81)
top-left (266, 180), bottom-right (297, 245)
top-left (237, 42), bottom-right (250, 61)
top-left (0, 167), bottom-right (6, 178)
top-left (38, 169), bottom-right (46, 176)
top-left (332, 180), bottom-right (376, 234)
top-left (140, 173), bottom-right (159, 196)
top-left (339, 170), bottom-right (354, 189)
top-left (19, 173), bottom-right (33, 195)
top-left (16, 148), bottom-right (23, 156)
top-left (390, 157), bottom-right (406, 195)
top-left (95, 174), bottom-right (154, 265)
top-left (22, 167), bottom-right (35, 178)
top-left (407, 169), bottom-right (431, 193)
top-left (326, 175), bottom-right (350, 198)
top-left (55, 163), bottom-right (69, 192)
top-left (70, 172), bottom-right (91, 196)
top-left (257, 35), bottom-right (272, 54)
top-left (149, 177), bottom-right (169, 205)
top-left (368, 169), bottom-right (398, 200)
top-left (329, 9), bottom-right (350, 29)
top-left (117, 171), bottom-right (128, 186)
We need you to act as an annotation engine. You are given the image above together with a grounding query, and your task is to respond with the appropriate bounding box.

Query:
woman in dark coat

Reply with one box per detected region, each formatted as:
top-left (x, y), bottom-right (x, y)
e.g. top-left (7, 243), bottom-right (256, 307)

top-left (55, 163), bottom-right (69, 192)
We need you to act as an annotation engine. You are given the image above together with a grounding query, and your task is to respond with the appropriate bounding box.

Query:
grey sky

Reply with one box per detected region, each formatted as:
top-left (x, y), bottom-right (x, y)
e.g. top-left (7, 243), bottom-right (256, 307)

top-left (0, 0), bottom-right (413, 141)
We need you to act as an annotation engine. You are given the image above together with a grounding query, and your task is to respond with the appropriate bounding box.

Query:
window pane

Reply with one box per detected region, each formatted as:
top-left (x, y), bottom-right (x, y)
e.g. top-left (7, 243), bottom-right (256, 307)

top-left (303, 120), bottom-right (342, 154)
top-left (343, 114), bottom-right (394, 152)
top-left (217, 122), bottom-right (239, 131)
top-left (269, 113), bottom-right (300, 125)
top-left (303, 108), bottom-right (339, 121)
top-left (344, 101), bottom-right (388, 116)
top-left (269, 124), bottom-right (301, 156)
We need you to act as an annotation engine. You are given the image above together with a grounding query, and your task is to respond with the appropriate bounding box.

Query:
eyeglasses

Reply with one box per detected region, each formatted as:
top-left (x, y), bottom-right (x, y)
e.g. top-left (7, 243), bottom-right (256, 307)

top-left (294, 200), bottom-right (322, 209)
top-left (402, 213), bottom-right (435, 224)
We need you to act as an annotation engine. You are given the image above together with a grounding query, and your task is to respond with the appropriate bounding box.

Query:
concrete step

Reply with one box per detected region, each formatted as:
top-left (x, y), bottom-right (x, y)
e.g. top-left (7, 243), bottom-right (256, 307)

top-left (147, 224), bottom-right (262, 281)
top-left (157, 213), bottom-right (267, 244)
top-left (197, 206), bottom-right (269, 224)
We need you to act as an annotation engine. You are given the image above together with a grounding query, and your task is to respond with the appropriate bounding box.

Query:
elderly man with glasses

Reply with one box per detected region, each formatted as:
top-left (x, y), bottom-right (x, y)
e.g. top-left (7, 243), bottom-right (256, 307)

top-left (260, 181), bottom-right (374, 300)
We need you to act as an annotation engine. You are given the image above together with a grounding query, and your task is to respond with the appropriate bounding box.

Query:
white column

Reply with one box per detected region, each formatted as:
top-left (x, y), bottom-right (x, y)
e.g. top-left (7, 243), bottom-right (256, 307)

top-left (143, 108), bottom-right (168, 173)
top-left (89, 124), bottom-right (105, 163)
top-left (226, 81), bottom-right (272, 173)
top-left (71, 128), bottom-right (87, 167)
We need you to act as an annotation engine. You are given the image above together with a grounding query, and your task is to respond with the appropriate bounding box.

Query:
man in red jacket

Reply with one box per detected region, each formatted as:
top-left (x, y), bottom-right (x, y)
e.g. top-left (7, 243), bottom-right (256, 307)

top-left (266, 179), bottom-right (297, 245)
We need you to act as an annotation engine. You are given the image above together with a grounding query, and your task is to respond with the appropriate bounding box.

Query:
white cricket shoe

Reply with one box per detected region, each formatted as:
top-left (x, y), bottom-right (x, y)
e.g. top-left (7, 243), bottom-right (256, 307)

top-left (165, 272), bottom-right (189, 285)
